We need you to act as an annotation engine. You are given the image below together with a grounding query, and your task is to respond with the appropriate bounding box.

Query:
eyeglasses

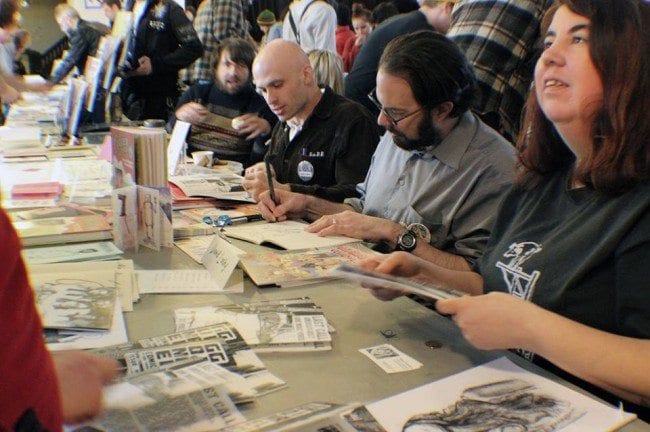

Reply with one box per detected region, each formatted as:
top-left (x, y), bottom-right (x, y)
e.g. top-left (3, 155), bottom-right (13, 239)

top-left (367, 87), bottom-right (422, 127)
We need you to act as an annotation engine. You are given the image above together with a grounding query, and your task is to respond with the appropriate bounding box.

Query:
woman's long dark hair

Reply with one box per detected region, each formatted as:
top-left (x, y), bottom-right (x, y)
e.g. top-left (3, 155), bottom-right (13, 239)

top-left (516, 0), bottom-right (649, 194)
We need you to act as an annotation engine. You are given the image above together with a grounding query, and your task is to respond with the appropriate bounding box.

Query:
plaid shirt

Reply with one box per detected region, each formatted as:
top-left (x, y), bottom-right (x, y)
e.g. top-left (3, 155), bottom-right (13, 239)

top-left (187, 0), bottom-right (247, 84)
top-left (447, 0), bottom-right (553, 139)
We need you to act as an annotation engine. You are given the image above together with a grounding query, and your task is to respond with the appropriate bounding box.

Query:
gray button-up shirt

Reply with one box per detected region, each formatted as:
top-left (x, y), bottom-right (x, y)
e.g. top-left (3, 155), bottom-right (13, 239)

top-left (345, 111), bottom-right (515, 260)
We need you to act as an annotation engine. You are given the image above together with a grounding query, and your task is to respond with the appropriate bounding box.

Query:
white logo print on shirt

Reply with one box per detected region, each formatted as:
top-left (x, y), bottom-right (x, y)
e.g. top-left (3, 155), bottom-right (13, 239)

top-left (495, 241), bottom-right (542, 300)
top-left (495, 241), bottom-right (542, 362)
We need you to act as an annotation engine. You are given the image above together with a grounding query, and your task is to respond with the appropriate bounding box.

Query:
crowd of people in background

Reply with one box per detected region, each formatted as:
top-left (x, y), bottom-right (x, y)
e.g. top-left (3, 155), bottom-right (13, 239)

top-left (0, 0), bottom-right (649, 430)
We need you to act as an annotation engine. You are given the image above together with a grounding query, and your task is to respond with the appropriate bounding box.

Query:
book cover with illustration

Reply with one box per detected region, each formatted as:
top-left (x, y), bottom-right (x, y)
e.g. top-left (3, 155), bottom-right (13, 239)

top-left (31, 270), bottom-right (117, 331)
top-left (239, 242), bottom-right (377, 287)
top-left (13, 213), bottom-right (112, 246)
top-left (112, 185), bottom-right (172, 252)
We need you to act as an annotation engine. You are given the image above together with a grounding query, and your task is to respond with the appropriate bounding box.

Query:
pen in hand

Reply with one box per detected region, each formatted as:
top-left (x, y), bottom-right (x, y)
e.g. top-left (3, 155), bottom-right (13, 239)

top-left (264, 155), bottom-right (277, 205)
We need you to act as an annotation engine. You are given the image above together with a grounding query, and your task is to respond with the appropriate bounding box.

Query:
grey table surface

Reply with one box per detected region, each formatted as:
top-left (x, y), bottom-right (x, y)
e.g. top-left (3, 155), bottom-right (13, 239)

top-left (125, 243), bottom-right (650, 430)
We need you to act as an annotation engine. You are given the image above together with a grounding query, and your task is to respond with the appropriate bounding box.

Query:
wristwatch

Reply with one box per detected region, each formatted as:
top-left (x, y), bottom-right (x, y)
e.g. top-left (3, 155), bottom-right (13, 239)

top-left (407, 223), bottom-right (431, 243)
top-left (396, 229), bottom-right (418, 252)
top-left (395, 223), bottom-right (431, 253)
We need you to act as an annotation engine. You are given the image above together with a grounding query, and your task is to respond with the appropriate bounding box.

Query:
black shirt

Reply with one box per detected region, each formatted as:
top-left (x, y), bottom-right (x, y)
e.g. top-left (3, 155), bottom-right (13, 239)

top-left (479, 169), bottom-right (650, 420)
top-left (171, 82), bottom-right (277, 167)
top-left (268, 87), bottom-right (381, 202)
top-left (126, 0), bottom-right (203, 95)
top-left (50, 20), bottom-right (105, 84)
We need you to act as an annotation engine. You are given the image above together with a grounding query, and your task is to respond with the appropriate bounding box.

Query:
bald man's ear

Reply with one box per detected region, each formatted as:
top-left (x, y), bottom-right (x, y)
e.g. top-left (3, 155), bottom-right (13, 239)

top-left (301, 64), bottom-right (314, 86)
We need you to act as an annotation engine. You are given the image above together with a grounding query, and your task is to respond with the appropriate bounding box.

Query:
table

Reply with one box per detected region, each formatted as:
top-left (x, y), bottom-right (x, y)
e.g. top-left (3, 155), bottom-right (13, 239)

top-left (125, 244), bottom-right (650, 430)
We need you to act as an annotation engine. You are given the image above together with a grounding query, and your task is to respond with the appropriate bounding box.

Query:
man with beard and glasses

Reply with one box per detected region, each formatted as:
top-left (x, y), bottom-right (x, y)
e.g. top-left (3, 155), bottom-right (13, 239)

top-left (257, 31), bottom-right (515, 270)
top-left (171, 37), bottom-right (276, 166)
top-left (242, 39), bottom-right (380, 203)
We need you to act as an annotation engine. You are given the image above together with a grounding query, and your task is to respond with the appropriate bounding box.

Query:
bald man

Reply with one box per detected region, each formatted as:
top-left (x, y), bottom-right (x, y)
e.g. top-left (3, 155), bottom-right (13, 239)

top-left (243, 40), bottom-right (380, 203)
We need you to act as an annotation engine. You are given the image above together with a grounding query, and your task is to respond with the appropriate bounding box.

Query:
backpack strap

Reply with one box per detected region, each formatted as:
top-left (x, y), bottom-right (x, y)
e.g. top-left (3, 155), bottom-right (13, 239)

top-left (288, 0), bottom-right (318, 45)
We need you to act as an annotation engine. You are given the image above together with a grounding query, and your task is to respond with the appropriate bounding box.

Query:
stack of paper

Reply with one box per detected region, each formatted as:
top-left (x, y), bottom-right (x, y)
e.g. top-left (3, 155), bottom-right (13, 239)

top-left (71, 361), bottom-right (246, 431)
top-left (8, 203), bottom-right (112, 247)
top-left (22, 241), bottom-right (123, 265)
top-left (90, 322), bottom-right (287, 401)
top-left (28, 260), bottom-right (137, 351)
top-left (174, 297), bottom-right (333, 352)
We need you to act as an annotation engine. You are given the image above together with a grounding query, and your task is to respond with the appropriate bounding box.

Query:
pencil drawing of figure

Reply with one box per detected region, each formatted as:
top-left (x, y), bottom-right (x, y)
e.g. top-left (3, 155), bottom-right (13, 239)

top-left (402, 379), bottom-right (581, 432)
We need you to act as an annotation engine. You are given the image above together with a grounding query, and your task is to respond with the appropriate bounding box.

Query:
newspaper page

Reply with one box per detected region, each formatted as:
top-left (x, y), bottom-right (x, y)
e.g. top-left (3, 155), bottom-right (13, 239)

top-left (174, 306), bottom-right (331, 351)
top-left (174, 297), bottom-right (333, 352)
top-left (91, 323), bottom-right (287, 396)
top-left (71, 363), bottom-right (246, 431)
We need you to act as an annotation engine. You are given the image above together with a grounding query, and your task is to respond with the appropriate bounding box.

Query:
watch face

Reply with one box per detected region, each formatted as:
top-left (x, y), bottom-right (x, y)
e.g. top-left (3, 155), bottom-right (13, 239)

top-left (407, 223), bottom-right (431, 242)
top-left (398, 231), bottom-right (417, 251)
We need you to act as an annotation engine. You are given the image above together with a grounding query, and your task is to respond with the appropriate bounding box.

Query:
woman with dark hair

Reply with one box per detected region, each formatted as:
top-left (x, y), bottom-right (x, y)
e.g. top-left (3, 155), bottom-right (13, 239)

top-left (342, 6), bottom-right (372, 71)
top-left (358, 0), bottom-right (650, 420)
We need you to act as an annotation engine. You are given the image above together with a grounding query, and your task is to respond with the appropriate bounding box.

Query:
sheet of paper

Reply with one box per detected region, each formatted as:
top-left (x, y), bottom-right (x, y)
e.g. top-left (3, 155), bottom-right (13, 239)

top-left (136, 269), bottom-right (244, 294)
top-left (175, 235), bottom-right (217, 264)
top-left (359, 343), bottom-right (423, 374)
top-left (364, 357), bottom-right (637, 432)
top-left (202, 234), bottom-right (246, 291)
top-left (168, 120), bottom-right (190, 176)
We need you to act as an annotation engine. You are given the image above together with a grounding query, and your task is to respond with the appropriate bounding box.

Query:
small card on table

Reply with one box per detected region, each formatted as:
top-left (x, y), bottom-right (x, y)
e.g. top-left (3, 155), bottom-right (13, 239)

top-left (359, 343), bottom-right (423, 374)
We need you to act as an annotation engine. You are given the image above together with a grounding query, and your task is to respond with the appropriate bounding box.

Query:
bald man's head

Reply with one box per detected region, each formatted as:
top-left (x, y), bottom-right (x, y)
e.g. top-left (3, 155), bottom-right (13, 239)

top-left (253, 40), bottom-right (320, 122)
top-left (255, 40), bottom-right (312, 78)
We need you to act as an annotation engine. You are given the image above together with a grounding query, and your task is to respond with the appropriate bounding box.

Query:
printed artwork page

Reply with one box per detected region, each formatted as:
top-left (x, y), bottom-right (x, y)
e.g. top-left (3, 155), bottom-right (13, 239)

top-left (361, 357), bottom-right (637, 432)
top-left (239, 243), bottom-right (377, 286)
top-left (223, 220), bottom-right (359, 250)
top-left (169, 174), bottom-right (252, 202)
top-left (31, 270), bottom-right (118, 331)
top-left (46, 301), bottom-right (128, 351)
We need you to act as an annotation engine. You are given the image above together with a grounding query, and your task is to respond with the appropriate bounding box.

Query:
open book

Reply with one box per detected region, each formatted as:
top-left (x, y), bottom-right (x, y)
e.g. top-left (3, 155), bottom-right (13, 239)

top-left (330, 263), bottom-right (465, 303)
top-left (222, 220), bottom-right (360, 250)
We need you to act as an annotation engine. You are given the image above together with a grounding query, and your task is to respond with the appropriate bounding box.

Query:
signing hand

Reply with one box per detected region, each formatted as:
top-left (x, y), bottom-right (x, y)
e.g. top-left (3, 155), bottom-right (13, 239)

top-left (175, 102), bottom-right (209, 124)
top-left (242, 162), bottom-right (289, 201)
top-left (306, 211), bottom-right (401, 244)
top-left (258, 188), bottom-right (308, 222)
top-left (52, 350), bottom-right (119, 423)
top-left (232, 113), bottom-right (271, 140)
top-left (436, 292), bottom-right (541, 350)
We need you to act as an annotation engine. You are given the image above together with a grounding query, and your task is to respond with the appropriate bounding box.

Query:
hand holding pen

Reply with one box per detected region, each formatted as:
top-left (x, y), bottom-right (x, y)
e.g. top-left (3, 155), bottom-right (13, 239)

top-left (242, 158), bottom-right (288, 202)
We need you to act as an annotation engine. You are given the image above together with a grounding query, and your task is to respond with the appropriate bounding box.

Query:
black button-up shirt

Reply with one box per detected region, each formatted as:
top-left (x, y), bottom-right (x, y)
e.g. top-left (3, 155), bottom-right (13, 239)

top-left (267, 86), bottom-right (380, 202)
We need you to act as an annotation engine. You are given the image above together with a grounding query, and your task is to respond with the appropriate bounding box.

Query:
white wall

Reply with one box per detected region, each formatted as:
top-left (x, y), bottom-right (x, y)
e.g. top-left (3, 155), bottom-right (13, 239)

top-left (67, 0), bottom-right (110, 26)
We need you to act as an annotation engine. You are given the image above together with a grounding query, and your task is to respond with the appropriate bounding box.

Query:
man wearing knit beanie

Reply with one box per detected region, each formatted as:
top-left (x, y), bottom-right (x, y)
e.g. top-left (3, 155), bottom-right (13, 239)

top-left (257, 9), bottom-right (282, 46)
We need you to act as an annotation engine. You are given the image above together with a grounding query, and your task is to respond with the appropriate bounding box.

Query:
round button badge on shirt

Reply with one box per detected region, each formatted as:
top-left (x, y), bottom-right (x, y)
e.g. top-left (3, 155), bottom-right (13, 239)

top-left (297, 160), bottom-right (314, 182)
